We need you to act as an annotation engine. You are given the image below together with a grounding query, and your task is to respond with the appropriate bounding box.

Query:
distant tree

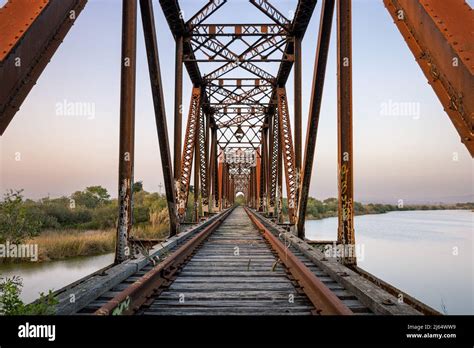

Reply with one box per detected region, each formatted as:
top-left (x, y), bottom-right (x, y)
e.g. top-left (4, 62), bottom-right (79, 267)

top-left (71, 186), bottom-right (110, 209)
top-left (235, 194), bottom-right (246, 205)
top-left (133, 181), bottom-right (143, 193)
top-left (0, 190), bottom-right (41, 244)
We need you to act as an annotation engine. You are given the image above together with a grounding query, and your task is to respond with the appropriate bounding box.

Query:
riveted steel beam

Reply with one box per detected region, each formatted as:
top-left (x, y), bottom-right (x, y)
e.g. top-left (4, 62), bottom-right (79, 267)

top-left (277, 87), bottom-right (298, 224)
top-left (177, 87), bottom-right (201, 221)
top-left (384, 0), bottom-right (474, 156)
top-left (0, 0), bottom-right (87, 134)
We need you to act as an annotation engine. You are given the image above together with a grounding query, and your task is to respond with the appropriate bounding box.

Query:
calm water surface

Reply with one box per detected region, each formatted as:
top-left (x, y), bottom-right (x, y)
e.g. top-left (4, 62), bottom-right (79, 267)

top-left (0, 253), bottom-right (114, 303)
top-left (0, 210), bottom-right (472, 314)
top-left (305, 210), bottom-right (473, 314)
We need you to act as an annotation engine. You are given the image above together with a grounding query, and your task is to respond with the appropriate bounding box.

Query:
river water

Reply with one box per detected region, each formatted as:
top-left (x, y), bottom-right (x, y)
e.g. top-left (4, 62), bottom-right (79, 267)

top-left (0, 210), bottom-right (472, 314)
top-left (0, 253), bottom-right (114, 304)
top-left (305, 210), bottom-right (473, 314)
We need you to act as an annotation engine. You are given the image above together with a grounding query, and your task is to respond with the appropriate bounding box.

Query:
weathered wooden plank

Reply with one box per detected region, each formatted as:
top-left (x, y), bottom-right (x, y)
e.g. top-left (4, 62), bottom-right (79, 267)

top-left (157, 291), bottom-right (309, 300)
top-left (168, 283), bottom-right (296, 291)
top-left (178, 271), bottom-right (290, 277)
top-left (173, 277), bottom-right (290, 283)
top-left (143, 308), bottom-right (312, 315)
top-left (150, 300), bottom-right (311, 308)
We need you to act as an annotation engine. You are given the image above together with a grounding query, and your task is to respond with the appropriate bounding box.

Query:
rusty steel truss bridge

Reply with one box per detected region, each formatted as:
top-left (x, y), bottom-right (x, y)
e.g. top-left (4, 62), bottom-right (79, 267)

top-left (0, 0), bottom-right (472, 315)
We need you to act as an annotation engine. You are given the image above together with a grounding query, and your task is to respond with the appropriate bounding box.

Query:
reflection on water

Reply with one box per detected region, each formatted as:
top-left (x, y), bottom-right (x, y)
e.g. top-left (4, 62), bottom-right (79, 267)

top-left (0, 253), bottom-right (114, 303)
top-left (305, 210), bottom-right (474, 314)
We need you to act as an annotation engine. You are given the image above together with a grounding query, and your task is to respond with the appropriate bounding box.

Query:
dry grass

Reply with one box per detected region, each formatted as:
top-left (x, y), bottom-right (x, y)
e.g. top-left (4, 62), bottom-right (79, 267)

top-left (130, 225), bottom-right (169, 240)
top-left (29, 229), bottom-right (116, 262)
top-left (130, 208), bottom-right (170, 240)
top-left (2, 215), bottom-right (171, 263)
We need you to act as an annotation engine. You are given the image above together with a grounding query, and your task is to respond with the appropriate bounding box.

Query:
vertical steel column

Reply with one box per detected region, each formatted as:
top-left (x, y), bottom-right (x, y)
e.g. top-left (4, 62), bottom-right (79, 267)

top-left (201, 112), bottom-right (210, 214)
top-left (267, 115), bottom-right (276, 216)
top-left (208, 125), bottom-right (216, 212)
top-left (140, 0), bottom-right (179, 236)
top-left (220, 161), bottom-right (225, 210)
top-left (296, 0), bottom-right (335, 237)
top-left (277, 129), bottom-right (283, 222)
top-left (277, 88), bottom-right (298, 224)
top-left (268, 113), bottom-right (278, 216)
top-left (248, 172), bottom-right (252, 206)
top-left (294, 37), bottom-right (302, 181)
top-left (337, 0), bottom-right (356, 265)
top-left (254, 165), bottom-right (258, 209)
top-left (174, 36), bottom-right (183, 181)
top-left (258, 129), bottom-right (267, 212)
top-left (218, 155), bottom-right (223, 210)
top-left (194, 111), bottom-right (201, 222)
top-left (177, 87), bottom-right (201, 221)
top-left (222, 163), bottom-right (228, 208)
top-left (263, 126), bottom-right (269, 213)
top-left (213, 135), bottom-right (220, 211)
top-left (115, 0), bottom-right (137, 264)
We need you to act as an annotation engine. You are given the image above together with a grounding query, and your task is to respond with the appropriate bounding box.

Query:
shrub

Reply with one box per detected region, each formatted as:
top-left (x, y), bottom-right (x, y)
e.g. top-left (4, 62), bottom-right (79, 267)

top-left (0, 190), bottom-right (41, 244)
top-left (0, 276), bottom-right (58, 315)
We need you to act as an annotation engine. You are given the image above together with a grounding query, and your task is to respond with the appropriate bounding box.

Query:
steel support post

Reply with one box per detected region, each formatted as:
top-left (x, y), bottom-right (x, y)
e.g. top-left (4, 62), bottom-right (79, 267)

top-left (208, 125), bottom-right (217, 212)
top-left (177, 87), bottom-right (201, 221)
top-left (220, 161), bottom-right (225, 210)
top-left (194, 115), bottom-right (200, 222)
top-left (115, 0), bottom-right (137, 264)
top-left (277, 132), bottom-right (283, 223)
top-left (174, 36), bottom-right (183, 180)
top-left (258, 129), bottom-right (267, 212)
top-left (267, 114), bottom-right (275, 216)
top-left (294, 37), bottom-right (302, 179)
top-left (277, 87), bottom-right (298, 224)
top-left (202, 112), bottom-right (210, 214)
top-left (140, 0), bottom-right (179, 236)
top-left (263, 126), bottom-right (269, 213)
top-left (218, 156), bottom-right (223, 210)
top-left (337, 0), bottom-right (356, 265)
top-left (296, 0), bottom-right (335, 237)
top-left (213, 134), bottom-right (220, 211)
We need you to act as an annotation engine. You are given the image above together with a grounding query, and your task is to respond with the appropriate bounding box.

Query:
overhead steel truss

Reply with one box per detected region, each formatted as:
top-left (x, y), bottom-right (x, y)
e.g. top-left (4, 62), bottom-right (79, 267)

top-left (159, 0), bottom-right (317, 224)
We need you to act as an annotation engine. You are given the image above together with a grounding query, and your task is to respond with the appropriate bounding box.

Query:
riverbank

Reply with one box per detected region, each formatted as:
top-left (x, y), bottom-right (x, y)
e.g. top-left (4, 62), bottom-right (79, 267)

top-left (300, 205), bottom-right (473, 221)
top-left (0, 224), bottom-right (170, 264)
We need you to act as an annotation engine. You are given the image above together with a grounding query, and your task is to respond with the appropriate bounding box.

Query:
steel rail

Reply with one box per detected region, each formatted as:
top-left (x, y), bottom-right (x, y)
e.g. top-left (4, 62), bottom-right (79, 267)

top-left (244, 207), bottom-right (353, 315)
top-left (94, 208), bottom-right (234, 315)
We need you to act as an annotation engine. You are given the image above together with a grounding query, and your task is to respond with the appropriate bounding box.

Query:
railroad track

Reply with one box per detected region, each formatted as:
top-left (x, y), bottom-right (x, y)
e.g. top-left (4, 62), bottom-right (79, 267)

top-left (81, 207), bottom-right (372, 315)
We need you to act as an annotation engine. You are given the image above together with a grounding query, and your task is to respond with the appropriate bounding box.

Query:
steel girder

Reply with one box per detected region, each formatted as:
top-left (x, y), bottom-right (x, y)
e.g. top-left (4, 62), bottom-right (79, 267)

top-left (177, 87), bottom-right (201, 220)
top-left (277, 87), bottom-right (298, 224)
top-left (160, 1), bottom-right (316, 221)
top-left (258, 127), bottom-right (268, 212)
top-left (384, 0), bottom-right (474, 156)
top-left (268, 111), bottom-right (279, 215)
top-left (198, 109), bottom-right (210, 214)
top-left (0, 0), bottom-right (88, 134)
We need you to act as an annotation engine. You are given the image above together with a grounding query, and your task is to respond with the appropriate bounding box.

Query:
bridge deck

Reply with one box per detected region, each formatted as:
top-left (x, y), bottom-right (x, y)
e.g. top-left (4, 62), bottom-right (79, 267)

top-left (70, 207), bottom-right (430, 315)
top-left (140, 207), bottom-right (371, 315)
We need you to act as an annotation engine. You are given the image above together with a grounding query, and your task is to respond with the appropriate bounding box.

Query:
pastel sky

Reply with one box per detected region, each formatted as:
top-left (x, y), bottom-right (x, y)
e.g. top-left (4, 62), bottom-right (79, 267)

top-left (0, 0), bottom-right (472, 204)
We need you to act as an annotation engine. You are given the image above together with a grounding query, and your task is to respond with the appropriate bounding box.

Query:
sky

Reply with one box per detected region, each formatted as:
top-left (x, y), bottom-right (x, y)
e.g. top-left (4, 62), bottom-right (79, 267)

top-left (0, 0), bottom-right (472, 204)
